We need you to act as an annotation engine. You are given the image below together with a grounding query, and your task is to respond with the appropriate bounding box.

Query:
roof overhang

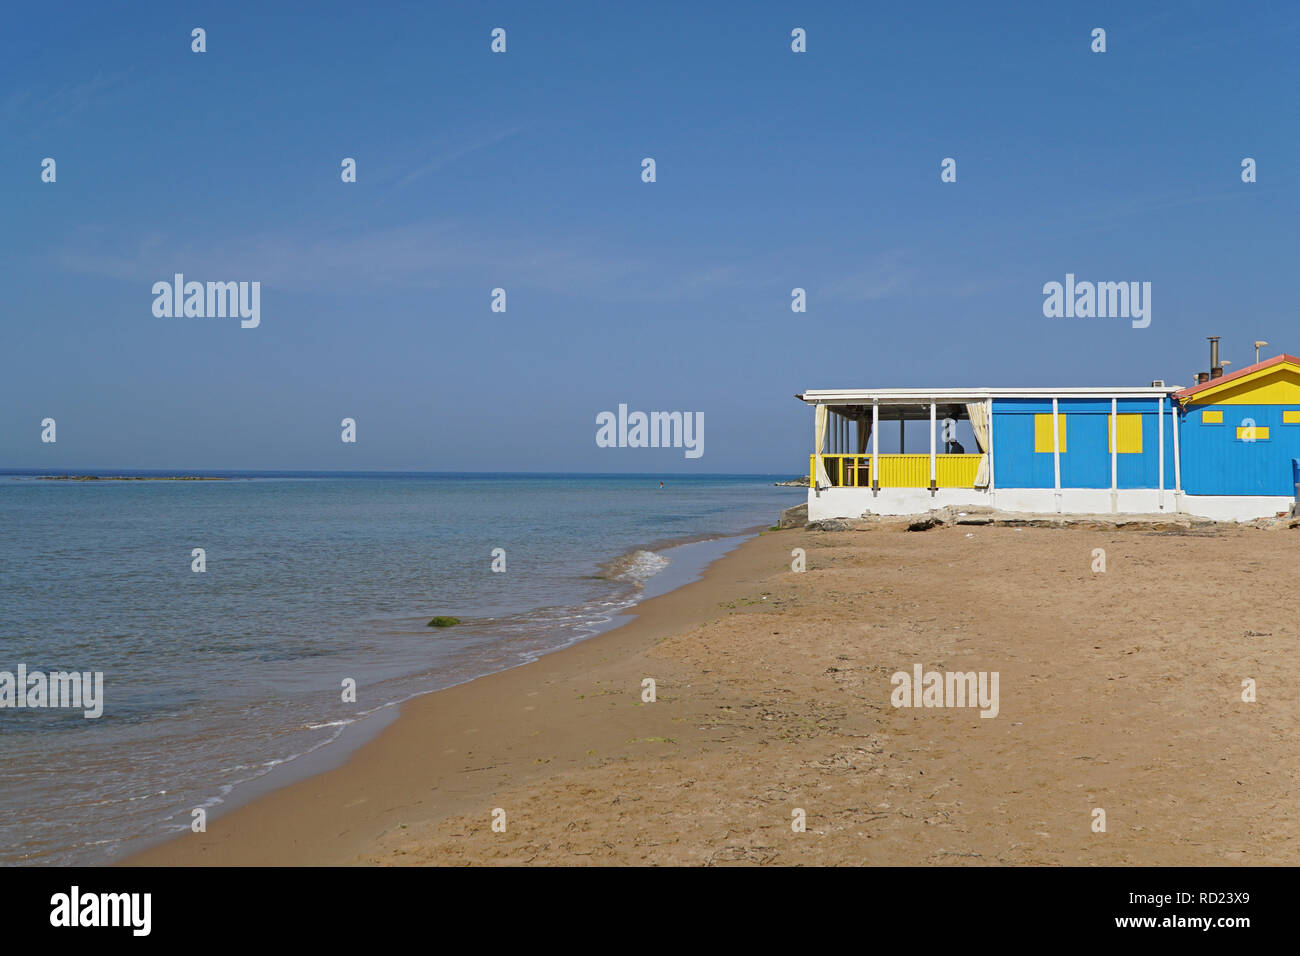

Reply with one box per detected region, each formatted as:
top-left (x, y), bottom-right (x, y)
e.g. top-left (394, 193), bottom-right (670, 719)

top-left (799, 386), bottom-right (1179, 406)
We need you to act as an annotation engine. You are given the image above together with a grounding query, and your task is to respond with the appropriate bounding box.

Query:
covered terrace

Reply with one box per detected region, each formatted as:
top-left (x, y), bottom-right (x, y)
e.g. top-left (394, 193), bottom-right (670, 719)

top-left (798, 389), bottom-right (992, 494)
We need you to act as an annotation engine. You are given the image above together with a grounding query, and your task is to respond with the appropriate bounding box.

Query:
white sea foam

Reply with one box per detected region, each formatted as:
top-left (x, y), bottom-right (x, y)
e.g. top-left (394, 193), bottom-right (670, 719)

top-left (602, 549), bottom-right (669, 583)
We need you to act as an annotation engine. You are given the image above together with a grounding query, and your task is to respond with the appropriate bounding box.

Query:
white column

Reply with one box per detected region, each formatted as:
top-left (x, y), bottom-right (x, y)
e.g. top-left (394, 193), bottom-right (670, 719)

top-left (1110, 397), bottom-right (1119, 513)
top-left (1157, 396), bottom-right (1165, 510)
top-left (871, 400), bottom-right (879, 492)
top-left (1052, 398), bottom-right (1062, 513)
top-left (929, 402), bottom-right (937, 493)
top-left (1110, 398), bottom-right (1119, 491)
top-left (1171, 399), bottom-right (1182, 498)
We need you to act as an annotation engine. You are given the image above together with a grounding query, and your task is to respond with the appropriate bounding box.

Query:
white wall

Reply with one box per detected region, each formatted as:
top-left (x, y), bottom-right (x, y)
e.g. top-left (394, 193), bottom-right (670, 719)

top-left (807, 487), bottom-right (1292, 522)
top-left (1177, 495), bottom-right (1292, 522)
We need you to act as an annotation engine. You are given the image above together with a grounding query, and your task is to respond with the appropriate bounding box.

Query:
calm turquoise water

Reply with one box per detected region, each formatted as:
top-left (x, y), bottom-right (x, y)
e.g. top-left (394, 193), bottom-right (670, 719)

top-left (0, 472), bottom-right (797, 864)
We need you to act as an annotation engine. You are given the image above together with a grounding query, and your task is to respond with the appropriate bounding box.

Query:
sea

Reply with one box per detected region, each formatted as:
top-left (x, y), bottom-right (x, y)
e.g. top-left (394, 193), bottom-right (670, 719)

top-left (0, 471), bottom-right (798, 865)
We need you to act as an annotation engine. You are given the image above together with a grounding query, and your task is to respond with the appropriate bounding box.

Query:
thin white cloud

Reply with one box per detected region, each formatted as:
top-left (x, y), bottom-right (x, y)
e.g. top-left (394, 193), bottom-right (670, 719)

top-left (3, 71), bottom-right (131, 138)
top-left (824, 250), bottom-right (916, 302)
top-left (55, 220), bottom-right (649, 294)
top-left (392, 125), bottom-right (531, 191)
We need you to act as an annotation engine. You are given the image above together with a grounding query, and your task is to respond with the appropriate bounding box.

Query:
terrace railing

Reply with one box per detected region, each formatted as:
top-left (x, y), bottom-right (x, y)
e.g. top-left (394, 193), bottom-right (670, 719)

top-left (809, 453), bottom-right (983, 489)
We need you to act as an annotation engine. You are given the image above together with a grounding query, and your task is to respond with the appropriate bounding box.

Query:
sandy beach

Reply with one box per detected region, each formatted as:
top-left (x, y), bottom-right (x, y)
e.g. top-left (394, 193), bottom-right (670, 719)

top-left (126, 520), bottom-right (1299, 866)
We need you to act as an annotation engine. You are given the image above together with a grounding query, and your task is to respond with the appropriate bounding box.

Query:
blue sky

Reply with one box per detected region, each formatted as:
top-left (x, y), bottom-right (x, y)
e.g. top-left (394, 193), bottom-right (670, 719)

top-left (4, 1), bottom-right (1298, 472)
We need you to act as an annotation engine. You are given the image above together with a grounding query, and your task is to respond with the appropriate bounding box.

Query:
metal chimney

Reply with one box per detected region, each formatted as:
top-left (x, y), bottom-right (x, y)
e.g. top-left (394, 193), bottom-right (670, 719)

top-left (1208, 336), bottom-right (1222, 378)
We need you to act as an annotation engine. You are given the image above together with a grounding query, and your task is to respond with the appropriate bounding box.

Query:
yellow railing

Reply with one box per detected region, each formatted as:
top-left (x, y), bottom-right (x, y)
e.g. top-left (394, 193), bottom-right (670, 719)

top-left (810, 454), bottom-right (983, 489)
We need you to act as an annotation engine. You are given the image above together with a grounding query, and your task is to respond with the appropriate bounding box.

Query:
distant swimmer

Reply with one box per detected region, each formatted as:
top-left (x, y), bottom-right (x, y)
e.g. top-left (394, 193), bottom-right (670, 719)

top-left (658, 481), bottom-right (664, 488)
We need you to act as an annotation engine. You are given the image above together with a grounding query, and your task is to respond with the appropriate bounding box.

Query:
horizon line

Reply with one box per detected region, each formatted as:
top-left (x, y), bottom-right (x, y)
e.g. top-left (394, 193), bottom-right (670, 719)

top-left (0, 467), bottom-right (797, 478)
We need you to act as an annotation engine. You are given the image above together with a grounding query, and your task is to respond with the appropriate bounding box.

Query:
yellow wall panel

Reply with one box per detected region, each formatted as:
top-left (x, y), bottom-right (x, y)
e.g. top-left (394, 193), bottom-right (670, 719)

top-left (1106, 414), bottom-right (1143, 453)
top-left (1283, 410), bottom-right (1300, 424)
top-left (1034, 413), bottom-right (1066, 453)
top-left (1201, 410), bottom-right (1223, 424)
top-left (1236, 425), bottom-right (1270, 440)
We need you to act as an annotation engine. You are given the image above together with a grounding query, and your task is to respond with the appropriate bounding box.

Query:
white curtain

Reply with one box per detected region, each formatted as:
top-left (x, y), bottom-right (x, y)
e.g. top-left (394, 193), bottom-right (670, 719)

top-left (814, 405), bottom-right (832, 488)
top-left (966, 401), bottom-right (991, 488)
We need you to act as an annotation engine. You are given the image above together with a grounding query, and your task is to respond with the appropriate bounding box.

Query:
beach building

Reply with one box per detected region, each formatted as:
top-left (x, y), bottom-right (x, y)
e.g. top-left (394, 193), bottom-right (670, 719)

top-left (1174, 352), bottom-right (1300, 506)
top-left (799, 343), bottom-right (1300, 523)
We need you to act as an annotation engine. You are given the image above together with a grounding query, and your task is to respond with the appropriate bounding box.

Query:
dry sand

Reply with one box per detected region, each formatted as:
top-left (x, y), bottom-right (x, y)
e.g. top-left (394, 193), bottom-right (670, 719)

top-left (126, 521), bottom-right (1299, 866)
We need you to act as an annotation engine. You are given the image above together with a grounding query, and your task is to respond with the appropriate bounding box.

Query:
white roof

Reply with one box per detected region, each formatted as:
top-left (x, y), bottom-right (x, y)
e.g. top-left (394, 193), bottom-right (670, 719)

top-left (800, 386), bottom-right (1179, 405)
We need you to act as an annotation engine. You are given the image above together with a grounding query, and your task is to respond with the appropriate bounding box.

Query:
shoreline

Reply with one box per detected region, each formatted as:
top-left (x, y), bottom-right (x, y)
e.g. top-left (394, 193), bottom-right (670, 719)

top-left (120, 527), bottom-right (782, 865)
top-left (2, 471), bottom-right (798, 867)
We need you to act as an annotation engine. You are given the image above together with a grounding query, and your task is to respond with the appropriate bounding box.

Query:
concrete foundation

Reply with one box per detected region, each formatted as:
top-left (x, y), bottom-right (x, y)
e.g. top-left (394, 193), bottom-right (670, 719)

top-left (807, 487), bottom-right (1292, 523)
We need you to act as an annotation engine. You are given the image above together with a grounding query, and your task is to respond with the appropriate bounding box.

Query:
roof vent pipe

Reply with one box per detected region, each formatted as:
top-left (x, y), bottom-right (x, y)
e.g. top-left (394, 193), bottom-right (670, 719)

top-left (1208, 336), bottom-right (1222, 378)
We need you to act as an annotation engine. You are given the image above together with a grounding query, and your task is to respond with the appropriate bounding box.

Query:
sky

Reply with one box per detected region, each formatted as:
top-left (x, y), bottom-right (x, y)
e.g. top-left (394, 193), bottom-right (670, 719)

top-left (3, 1), bottom-right (1299, 472)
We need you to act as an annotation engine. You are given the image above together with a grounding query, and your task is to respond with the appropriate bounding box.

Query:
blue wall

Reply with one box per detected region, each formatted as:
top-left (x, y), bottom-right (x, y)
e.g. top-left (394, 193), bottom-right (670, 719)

top-left (992, 398), bottom-right (1175, 489)
top-left (1179, 404), bottom-right (1300, 495)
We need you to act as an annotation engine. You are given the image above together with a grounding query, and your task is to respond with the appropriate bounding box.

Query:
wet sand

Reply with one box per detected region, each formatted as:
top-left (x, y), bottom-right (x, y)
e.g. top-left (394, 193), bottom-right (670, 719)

top-left (126, 521), bottom-right (1299, 866)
